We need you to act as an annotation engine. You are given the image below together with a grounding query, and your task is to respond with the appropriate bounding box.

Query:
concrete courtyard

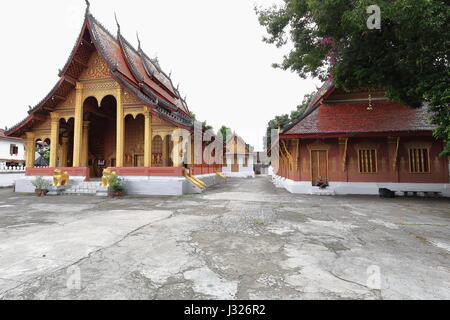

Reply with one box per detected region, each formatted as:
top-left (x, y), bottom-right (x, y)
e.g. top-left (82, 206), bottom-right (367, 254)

top-left (0, 176), bottom-right (449, 300)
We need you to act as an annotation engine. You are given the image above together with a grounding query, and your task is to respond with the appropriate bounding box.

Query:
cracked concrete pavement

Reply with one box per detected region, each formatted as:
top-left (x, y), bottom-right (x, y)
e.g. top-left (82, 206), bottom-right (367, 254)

top-left (0, 176), bottom-right (449, 300)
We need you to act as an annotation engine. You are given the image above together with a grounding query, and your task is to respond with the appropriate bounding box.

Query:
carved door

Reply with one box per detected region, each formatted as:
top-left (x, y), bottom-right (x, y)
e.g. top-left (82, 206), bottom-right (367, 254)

top-left (232, 154), bottom-right (239, 172)
top-left (134, 155), bottom-right (144, 167)
top-left (311, 150), bottom-right (328, 184)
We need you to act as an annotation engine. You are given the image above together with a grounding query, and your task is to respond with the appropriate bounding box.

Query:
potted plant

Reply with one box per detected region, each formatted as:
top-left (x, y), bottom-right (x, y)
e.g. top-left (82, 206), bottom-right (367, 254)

top-left (32, 177), bottom-right (51, 197)
top-left (108, 175), bottom-right (126, 197)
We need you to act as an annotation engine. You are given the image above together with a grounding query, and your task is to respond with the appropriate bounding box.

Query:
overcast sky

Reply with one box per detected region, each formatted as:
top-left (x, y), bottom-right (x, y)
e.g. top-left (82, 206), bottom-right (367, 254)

top-left (0, 0), bottom-right (321, 150)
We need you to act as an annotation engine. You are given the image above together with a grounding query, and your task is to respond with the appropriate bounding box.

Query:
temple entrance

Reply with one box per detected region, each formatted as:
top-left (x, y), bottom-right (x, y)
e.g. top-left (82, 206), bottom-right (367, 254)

top-left (124, 114), bottom-right (145, 167)
top-left (84, 95), bottom-right (117, 177)
top-left (152, 136), bottom-right (163, 166)
top-left (311, 150), bottom-right (328, 185)
top-left (59, 118), bottom-right (75, 167)
top-left (232, 154), bottom-right (239, 172)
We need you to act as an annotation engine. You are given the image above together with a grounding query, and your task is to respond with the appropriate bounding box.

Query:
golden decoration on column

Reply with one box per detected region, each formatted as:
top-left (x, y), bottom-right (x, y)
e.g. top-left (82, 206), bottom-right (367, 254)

top-left (24, 132), bottom-right (36, 169)
top-left (73, 82), bottom-right (84, 167)
top-left (144, 106), bottom-right (153, 167)
top-left (116, 88), bottom-right (125, 167)
top-left (49, 112), bottom-right (60, 168)
top-left (81, 121), bottom-right (90, 167)
top-left (60, 136), bottom-right (69, 167)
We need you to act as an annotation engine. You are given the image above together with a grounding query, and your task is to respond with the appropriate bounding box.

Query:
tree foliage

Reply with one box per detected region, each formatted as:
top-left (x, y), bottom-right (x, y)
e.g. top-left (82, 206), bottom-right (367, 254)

top-left (264, 92), bottom-right (315, 150)
top-left (257, 0), bottom-right (450, 155)
top-left (217, 125), bottom-right (232, 142)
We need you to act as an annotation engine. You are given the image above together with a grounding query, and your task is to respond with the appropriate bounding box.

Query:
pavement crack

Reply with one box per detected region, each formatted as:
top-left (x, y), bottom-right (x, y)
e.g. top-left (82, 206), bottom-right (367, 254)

top-left (0, 212), bottom-right (174, 298)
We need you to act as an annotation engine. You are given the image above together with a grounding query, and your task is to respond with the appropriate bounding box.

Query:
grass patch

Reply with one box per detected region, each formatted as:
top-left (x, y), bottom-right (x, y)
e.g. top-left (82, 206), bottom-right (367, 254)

top-left (254, 221), bottom-right (266, 226)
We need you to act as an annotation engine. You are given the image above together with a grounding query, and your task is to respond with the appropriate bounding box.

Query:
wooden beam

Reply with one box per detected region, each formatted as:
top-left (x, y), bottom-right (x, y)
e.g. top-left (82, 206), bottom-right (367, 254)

top-left (62, 75), bottom-right (77, 86)
top-left (281, 140), bottom-right (294, 170)
top-left (84, 105), bottom-right (114, 120)
top-left (73, 57), bottom-right (88, 69)
top-left (393, 136), bottom-right (400, 170)
top-left (341, 138), bottom-right (348, 172)
top-left (52, 95), bottom-right (66, 102)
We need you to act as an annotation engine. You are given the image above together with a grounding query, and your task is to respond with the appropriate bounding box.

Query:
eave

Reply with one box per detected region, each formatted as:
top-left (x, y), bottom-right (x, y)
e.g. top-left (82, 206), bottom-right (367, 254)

top-left (280, 130), bottom-right (434, 140)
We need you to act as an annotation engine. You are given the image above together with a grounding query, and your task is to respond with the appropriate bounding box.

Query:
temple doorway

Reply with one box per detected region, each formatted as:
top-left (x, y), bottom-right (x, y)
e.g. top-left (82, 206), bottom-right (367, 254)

top-left (232, 154), bottom-right (239, 172)
top-left (124, 114), bottom-right (145, 167)
top-left (311, 150), bottom-right (328, 185)
top-left (59, 118), bottom-right (75, 167)
top-left (84, 95), bottom-right (117, 177)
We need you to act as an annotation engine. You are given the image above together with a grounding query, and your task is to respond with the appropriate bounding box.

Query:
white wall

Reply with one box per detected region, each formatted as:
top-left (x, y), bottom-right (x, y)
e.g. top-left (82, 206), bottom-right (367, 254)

top-left (223, 153), bottom-right (255, 178)
top-left (0, 139), bottom-right (25, 164)
top-left (0, 172), bottom-right (25, 187)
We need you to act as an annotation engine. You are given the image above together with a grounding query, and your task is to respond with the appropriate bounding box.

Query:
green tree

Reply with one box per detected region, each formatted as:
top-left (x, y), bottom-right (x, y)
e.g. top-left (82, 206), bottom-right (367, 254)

top-left (217, 125), bottom-right (232, 142)
top-left (264, 91), bottom-right (315, 150)
top-left (257, 0), bottom-right (450, 155)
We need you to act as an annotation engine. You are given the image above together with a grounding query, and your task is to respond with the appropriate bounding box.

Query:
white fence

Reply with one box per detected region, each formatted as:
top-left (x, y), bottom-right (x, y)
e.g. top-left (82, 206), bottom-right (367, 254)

top-left (0, 165), bottom-right (26, 173)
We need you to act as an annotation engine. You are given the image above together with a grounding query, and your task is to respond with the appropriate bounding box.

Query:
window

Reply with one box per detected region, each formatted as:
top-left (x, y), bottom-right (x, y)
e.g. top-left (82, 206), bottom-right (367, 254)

top-left (408, 148), bottom-right (430, 173)
top-left (358, 149), bottom-right (377, 173)
top-left (9, 144), bottom-right (19, 156)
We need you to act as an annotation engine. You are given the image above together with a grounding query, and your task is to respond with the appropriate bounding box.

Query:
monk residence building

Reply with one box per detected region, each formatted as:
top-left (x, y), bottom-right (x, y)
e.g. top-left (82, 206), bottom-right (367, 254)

top-left (5, 5), bottom-right (224, 195)
top-left (273, 80), bottom-right (450, 197)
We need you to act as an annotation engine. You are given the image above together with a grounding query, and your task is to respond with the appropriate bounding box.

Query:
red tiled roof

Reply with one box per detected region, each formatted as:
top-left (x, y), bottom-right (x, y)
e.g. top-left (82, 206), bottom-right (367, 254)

top-left (284, 101), bottom-right (435, 135)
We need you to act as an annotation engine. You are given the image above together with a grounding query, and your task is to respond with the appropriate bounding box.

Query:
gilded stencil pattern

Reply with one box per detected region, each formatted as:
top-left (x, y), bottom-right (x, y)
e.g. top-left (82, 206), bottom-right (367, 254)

top-left (57, 91), bottom-right (76, 110)
top-left (79, 51), bottom-right (110, 80)
top-left (123, 91), bottom-right (142, 105)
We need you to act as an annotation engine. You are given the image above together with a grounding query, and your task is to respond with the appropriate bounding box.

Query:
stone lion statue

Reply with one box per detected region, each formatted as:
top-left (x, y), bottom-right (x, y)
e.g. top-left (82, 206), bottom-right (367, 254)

top-left (53, 169), bottom-right (69, 187)
top-left (101, 169), bottom-right (117, 187)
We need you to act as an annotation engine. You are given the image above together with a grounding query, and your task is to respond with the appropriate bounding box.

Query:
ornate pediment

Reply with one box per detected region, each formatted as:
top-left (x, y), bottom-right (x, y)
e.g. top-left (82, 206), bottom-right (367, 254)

top-left (79, 51), bottom-right (111, 80)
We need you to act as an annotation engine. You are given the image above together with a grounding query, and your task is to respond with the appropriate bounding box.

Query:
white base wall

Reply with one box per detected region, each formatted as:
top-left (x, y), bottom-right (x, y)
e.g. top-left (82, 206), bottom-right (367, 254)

top-left (272, 175), bottom-right (450, 197)
top-left (15, 176), bottom-right (86, 193)
top-left (124, 174), bottom-right (224, 196)
top-left (15, 174), bottom-right (225, 196)
top-left (0, 173), bottom-right (25, 188)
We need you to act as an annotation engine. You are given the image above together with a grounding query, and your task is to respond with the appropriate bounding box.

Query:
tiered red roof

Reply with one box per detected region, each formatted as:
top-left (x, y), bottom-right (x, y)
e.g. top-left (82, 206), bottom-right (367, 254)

top-left (284, 101), bottom-right (435, 136)
top-left (6, 7), bottom-right (192, 137)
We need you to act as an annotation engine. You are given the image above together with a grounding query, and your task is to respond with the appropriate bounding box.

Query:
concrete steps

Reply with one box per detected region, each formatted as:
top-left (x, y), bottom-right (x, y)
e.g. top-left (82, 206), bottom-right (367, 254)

top-left (64, 181), bottom-right (102, 195)
top-left (309, 187), bottom-right (336, 196)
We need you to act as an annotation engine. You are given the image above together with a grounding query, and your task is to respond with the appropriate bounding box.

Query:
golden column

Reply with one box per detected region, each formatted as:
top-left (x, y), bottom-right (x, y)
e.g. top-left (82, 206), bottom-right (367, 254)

top-left (162, 134), bottom-right (169, 167)
top-left (81, 121), bottom-right (90, 167)
top-left (49, 112), bottom-right (60, 168)
top-left (73, 82), bottom-right (84, 167)
top-left (24, 132), bottom-right (36, 168)
top-left (116, 88), bottom-right (125, 167)
top-left (60, 136), bottom-right (69, 167)
top-left (172, 135), bottom-right (183, 167)
top-left (144, 106), bottom-right (153, 167)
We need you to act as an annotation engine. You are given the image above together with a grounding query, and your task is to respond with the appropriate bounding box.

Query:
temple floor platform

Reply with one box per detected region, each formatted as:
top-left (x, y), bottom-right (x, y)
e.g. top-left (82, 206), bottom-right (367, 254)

top-left (14, 167), bottom-right (227, 196)
top-left (1, 176), bottom-right (450, 299)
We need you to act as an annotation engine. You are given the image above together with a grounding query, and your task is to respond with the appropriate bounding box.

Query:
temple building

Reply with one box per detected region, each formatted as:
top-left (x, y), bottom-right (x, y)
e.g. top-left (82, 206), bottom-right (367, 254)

top-left (222, 133), bottom-right (255, 178)
top-left (5, 5), bottom-right (223, 195)
top-left (0, 129), bottom-right (25, 168)
top-left (272, 80), bottom-right (450, 196)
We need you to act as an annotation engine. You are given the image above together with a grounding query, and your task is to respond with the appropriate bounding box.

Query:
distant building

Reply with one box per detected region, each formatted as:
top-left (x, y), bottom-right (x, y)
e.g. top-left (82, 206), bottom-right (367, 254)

top-left (254, 151), bottom-right (270, 175)
top-left (0, 129), bottom-right (25, 167)
top-left (223, 134), bottom-right (255, 178)
top-left (273, 80), bottom-right (450, 196)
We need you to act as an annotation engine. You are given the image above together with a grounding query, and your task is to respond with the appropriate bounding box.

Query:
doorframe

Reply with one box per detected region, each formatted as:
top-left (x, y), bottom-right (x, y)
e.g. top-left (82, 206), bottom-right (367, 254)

top-left (310, 149), bottom-right (329, 184)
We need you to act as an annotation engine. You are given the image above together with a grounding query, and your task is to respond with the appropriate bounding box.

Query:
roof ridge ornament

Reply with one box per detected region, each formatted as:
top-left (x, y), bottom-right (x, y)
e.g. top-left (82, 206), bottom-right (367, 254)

top-left (136, 32), bottom-right (141, 50)
top-left (85, 0), bottom-right (90, 13)
top-left (114, 12), bottom-right (121, 34)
